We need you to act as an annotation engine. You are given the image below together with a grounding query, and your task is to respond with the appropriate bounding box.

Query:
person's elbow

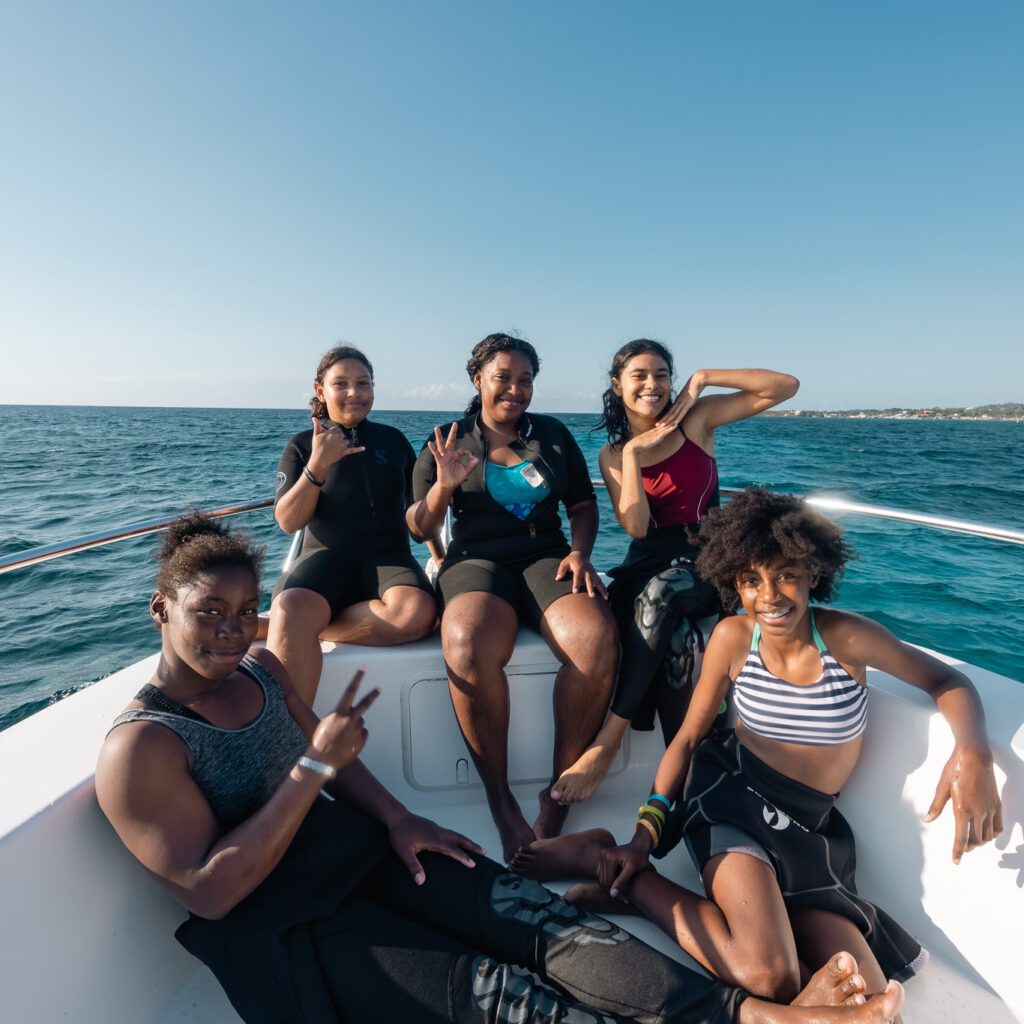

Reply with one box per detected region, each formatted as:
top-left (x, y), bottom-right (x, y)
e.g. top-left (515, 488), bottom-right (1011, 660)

top-left (778, 374), bottom-right (800, 400)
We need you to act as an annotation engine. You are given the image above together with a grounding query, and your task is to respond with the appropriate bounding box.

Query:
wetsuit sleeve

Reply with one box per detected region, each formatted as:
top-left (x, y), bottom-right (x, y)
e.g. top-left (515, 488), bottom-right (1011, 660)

top-left (275, 433), bottom-right (308, 506)
top-left (560, 423), bottom-right (596, 508)
top-left (412, 435), bottom-right (439, 503)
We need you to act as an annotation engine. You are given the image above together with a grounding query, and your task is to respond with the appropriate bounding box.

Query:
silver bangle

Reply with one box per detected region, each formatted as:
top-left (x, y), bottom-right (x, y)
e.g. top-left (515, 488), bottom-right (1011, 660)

top-left (296, 755), bottom-right (336, 781)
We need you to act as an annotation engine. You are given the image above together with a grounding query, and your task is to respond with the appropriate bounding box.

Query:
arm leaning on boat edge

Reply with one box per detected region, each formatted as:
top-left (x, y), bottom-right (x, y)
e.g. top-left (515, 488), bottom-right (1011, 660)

top-left (825, 610), bottom-right (1004, 864)
top-left (95, 653), bottom-right (482, 920)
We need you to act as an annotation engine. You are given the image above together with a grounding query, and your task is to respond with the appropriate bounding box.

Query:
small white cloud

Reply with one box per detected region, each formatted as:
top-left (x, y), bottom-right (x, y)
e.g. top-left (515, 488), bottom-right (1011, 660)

top-left (401, 382), bottom-right (465, 399)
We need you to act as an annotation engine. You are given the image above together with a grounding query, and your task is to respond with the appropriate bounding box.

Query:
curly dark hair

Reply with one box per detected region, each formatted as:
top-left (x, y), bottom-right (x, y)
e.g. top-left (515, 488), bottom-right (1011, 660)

top-left (464, 333), bottom-right (541, 416)
top-left (595, 339), bottom-right (675, 448)
top-left (155, 512), bottom-right (264, 597)
top-left (309, 345), bottom-right (374, 419)
top-left (692, 488), bottom-right (855, 612)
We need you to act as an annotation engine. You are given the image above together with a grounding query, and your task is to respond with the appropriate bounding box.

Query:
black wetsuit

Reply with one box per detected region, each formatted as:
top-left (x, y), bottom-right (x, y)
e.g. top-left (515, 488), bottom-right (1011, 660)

top-left (274, 419), bottom-right (432, 616)
top-left (412, 412), bottom-right (596, 621)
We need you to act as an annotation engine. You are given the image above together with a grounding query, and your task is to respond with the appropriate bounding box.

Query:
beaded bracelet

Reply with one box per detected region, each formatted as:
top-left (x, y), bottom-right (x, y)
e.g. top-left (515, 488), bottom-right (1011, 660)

top-left (638, 803), bottom-right (667, 826)
top-left (636, 817), bottom-right (660, 849)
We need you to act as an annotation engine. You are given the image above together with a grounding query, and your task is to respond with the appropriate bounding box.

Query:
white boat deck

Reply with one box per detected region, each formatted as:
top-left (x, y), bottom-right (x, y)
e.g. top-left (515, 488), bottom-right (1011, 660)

top-left (1, 628), bottom-right (1021, 1022)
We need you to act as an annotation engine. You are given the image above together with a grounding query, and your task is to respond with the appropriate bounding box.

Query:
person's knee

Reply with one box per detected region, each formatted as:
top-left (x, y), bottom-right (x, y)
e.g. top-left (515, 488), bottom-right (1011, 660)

top-left (552, 613), bottom-right (619, 677)
top-left (271, 587), bottom-right (331, 633)
top-left (730, 950), bottom-right (801, 1002)
top-left (443, 614), bottom-right (513, 676)
top-left (386, 591), bottom-right (437, 640)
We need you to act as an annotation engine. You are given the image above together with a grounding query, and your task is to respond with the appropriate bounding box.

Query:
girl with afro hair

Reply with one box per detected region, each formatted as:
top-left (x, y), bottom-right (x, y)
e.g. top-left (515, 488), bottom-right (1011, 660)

top-left (513, 488), bottom-right (1002, 1015)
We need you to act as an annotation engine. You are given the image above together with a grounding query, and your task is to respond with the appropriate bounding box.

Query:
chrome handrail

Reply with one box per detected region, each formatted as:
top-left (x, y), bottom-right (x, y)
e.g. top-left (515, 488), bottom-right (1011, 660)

top-left (2, 486), bottom-right (1022, 579)
top-left (0, 499), bottom-right (275, 576)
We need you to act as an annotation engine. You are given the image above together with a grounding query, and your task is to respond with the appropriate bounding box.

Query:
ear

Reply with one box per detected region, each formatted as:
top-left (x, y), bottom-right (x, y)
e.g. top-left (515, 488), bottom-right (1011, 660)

top-left (472, 371), bottom-right (482, 392)
top-left (611, 377), bottom-right (622, 396)
top-left (150, 592), bottom-right (169, 627)
top-left (313, 379), bottom-right (326, 402)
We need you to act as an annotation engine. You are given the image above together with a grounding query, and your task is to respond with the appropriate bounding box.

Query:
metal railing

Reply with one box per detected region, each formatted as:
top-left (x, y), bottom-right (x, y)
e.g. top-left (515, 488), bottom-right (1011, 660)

top-left (2, 486), bottom-right (1022, 579)
top-left (0, 499), bottom-right (275, 576)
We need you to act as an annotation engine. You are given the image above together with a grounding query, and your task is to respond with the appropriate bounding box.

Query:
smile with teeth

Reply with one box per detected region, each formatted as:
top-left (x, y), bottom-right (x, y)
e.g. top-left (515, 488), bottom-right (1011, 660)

top-left (758, 608), bottom-right (792, 622)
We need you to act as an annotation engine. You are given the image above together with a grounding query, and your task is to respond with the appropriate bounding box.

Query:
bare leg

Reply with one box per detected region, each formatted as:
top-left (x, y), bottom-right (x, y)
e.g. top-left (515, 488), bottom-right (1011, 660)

top-left (623, 852), bottom-right (803, 1002)
top-left (538, 593), bottom-right (618, 819)
top-left (321, 586), bottom-right (436, 645)
top-left (551, 712), bottom-right (631, 803)
top-left (265, 587), bottom-right (333, 706)
top-left (442, 592), bottom-right (532, 863)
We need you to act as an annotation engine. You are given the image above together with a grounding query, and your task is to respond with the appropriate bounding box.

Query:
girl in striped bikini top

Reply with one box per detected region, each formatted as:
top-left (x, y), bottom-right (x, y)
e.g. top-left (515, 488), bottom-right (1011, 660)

top-left (732, 610), bottom-right (868, 746)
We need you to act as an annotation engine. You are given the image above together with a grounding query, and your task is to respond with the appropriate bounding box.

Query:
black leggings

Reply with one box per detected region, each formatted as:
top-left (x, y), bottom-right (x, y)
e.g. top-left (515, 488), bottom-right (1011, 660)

top-left (307, 852), bottom-right (742, 1024)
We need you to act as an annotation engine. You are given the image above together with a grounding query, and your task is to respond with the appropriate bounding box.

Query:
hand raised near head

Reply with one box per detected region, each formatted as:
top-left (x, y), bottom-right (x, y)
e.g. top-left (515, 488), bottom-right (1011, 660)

top-left (309, 669), bottom-right (380, 773)
top-left (660, 372), bottom-right (707, 427)
top-left (427, 423), bottom-right (479, 492)
top-left (309, 417), bottom-right (367, 472)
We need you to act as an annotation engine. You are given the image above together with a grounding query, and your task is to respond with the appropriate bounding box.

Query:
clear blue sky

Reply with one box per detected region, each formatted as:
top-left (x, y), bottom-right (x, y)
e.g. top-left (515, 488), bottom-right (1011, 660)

top-left (1, 1), bottom-right (1020, 412)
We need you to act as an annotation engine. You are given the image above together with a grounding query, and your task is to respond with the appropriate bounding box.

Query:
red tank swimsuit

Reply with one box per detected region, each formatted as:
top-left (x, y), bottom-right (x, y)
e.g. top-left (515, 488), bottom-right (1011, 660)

top-left (640, 433), bottom-right (719, 528)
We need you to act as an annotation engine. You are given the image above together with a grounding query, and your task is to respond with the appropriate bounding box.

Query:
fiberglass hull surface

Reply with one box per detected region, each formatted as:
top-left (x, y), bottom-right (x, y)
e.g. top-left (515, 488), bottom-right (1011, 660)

top-left (1, 630), bottom-right (1021, 1023)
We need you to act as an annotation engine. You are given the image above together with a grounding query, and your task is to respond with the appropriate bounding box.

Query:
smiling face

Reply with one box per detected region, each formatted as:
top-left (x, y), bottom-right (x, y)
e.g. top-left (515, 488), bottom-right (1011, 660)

top-left (734, 556), bottom-right (819, 637)
top-left (314, 358), bottom-right (374, 428)
top-left (613, 352), bottom-right (672, 422)
top-left (152, 566), bottom-right (260, 682)
top-left (474, 350), bottom-right (535, 427)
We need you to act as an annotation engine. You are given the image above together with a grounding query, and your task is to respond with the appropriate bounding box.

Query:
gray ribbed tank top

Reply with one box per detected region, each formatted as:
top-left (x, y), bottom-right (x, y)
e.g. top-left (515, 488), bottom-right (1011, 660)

top-left (109, 655), bottom-right (309, 829)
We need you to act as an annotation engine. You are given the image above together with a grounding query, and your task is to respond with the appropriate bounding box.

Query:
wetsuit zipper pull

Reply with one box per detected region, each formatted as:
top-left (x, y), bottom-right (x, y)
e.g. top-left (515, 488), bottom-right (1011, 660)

top-left (529, 523), bottom-right (536, 539)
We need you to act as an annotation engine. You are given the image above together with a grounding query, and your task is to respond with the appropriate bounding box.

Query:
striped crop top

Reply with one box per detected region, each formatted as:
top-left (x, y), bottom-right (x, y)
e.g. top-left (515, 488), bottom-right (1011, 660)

top-left (733, 611), bottom-right (868, 746)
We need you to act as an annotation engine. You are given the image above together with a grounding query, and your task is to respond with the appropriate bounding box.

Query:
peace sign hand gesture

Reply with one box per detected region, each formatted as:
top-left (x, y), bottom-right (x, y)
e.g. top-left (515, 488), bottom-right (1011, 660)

top-left (427, 423), bottom-right (479, 493)
top-left (310, 417), bottom-right (366, 474)
top-left (308, 669), bottom-right (380, 773)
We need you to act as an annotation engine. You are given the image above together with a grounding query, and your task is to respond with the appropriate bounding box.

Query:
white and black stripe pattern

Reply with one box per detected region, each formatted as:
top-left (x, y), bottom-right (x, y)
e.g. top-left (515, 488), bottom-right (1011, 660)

top-left (734, 650), bottom-right (868, 746)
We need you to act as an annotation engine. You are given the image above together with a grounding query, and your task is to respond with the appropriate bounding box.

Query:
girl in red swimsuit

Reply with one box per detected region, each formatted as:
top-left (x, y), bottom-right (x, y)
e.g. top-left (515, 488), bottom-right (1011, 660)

top-left (549, 340), bottom-right (799, 804)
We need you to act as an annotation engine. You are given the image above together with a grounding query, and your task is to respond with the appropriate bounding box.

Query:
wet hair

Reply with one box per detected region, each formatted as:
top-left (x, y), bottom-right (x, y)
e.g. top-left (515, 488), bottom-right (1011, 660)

top-left (309, 345), bottom-right (374, 419)
top-left (155, 512), bottom-right (264, 598)
top-left (692, 488), bottom-right (855, 612)
top-left (596, 339), bottom-right (675, 448)
top-left (464, 333), bottom-right (541, 416)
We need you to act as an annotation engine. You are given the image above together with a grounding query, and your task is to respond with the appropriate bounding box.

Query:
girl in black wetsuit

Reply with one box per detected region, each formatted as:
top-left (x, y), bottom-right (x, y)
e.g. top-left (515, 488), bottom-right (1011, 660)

top-left (407, 334), bottom-right (619, 864)
top-left (95, 513), bottom-right (905, 1024)
top-left (267, 346), bottom-right (437, 703)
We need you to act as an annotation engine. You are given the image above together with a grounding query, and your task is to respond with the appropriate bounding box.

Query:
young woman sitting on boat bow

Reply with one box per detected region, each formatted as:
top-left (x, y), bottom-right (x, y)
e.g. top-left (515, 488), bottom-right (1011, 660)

top-left (513, 488), bottom-right (1002, 1017)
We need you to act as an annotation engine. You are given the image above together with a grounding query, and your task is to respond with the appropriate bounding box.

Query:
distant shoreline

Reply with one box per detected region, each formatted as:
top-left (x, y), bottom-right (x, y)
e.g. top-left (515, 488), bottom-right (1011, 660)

top-left (764, 403), bottom-right (1022, 422)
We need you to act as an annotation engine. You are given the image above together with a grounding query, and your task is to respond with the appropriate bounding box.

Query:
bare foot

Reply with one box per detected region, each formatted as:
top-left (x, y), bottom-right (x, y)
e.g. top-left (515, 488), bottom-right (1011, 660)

top-left (491, 796), bottom-right (537, 864)
top-left (551, 741), bottom-right (620, 804)
top-left (742, 980), bottom-right (903, 1023)
top-left (793, 953), bottom-right (866, 1008)
top-left (510, 828), bottom-right (615, 880)
top-left (533, 785), bottom-right (571, 840)
top-left (564, 881), bottom-right (640, 916)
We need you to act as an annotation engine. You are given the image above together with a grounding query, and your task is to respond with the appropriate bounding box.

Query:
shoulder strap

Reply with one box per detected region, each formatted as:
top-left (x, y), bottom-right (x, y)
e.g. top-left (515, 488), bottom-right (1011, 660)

top-left (749, 622), bottom-right (760, 653)
top-left (808, 608), bottom-right (828, 654)
top-left (135, 683), bottom-right (212, 725)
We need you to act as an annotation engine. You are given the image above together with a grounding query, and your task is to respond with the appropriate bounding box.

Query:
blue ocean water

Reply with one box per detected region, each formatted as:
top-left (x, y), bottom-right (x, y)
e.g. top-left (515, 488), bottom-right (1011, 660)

top-left (1, 406), bottom-right (1021, 731)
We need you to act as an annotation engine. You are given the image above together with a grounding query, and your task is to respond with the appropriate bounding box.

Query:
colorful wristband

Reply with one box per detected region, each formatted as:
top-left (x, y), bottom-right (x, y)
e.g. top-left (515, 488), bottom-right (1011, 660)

top-left (636, 817), bottom-right (660, 849)
top-left (638, 803), bottom-right (667, 826)
top-left (648, 793), bottom-right (673, 810)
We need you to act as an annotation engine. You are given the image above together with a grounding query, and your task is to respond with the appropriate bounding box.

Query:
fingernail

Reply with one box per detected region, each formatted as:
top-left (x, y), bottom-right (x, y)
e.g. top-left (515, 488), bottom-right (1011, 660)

top-left (416, 872), bottom-right (425, 885)
top-left (610, 888), bottom-right (619, 898)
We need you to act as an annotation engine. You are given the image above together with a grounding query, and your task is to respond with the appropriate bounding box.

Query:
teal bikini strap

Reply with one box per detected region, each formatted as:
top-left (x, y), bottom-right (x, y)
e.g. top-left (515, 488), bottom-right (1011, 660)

top-left (751, 614), bottom-right (825, 653)
top-left (809, 609), bottom-right (827, 654)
